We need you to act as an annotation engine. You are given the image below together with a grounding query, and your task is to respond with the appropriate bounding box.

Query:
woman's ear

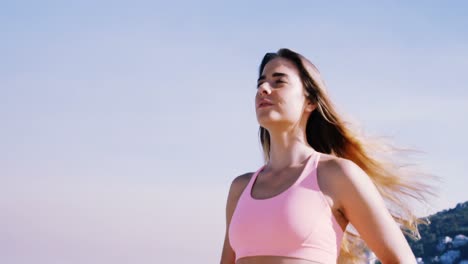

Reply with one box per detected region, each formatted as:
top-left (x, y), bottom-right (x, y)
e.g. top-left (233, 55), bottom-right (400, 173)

top-left (305, 100), bottom-right (317, 113)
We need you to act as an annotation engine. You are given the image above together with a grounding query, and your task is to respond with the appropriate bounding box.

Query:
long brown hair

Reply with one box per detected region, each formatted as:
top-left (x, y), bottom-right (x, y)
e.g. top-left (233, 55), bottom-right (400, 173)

top-left (257, 48), bottom-right (437, 262)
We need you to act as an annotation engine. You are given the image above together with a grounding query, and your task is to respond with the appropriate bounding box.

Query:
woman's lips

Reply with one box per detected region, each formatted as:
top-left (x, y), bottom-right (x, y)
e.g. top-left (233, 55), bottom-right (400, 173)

top-left (258, 103), bottom-right (273, 108)
top-left (257, 99), bottom-right (274, 108)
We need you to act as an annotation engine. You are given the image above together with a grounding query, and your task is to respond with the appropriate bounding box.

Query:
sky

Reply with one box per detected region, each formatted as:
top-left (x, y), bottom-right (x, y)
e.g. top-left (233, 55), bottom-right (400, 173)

top-left (1, 1), bottom-right (467, 263)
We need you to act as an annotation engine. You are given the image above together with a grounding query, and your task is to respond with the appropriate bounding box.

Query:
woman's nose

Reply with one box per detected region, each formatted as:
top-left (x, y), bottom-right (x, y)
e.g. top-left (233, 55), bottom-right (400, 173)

top-left (257, 82), bottom-right (271, 95)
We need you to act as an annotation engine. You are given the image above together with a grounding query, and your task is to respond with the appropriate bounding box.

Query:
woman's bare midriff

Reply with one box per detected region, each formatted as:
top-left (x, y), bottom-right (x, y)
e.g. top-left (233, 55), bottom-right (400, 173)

top-left (236, 256), bottom-right (324, 264)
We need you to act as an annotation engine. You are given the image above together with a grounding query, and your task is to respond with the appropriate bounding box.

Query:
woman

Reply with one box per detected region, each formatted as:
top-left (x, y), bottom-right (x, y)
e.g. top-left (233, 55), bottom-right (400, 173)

top-left (219, 48), bottom-right (433, 264)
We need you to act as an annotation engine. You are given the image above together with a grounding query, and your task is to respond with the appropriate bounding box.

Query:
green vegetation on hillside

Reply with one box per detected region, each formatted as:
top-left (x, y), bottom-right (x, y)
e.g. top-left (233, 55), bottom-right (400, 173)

top-left (406, 201), bottom-right (468, 260)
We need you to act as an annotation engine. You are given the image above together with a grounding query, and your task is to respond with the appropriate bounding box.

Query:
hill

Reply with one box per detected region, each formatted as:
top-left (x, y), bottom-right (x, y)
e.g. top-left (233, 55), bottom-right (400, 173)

top-left (406, 201), bottom-right (468, 263)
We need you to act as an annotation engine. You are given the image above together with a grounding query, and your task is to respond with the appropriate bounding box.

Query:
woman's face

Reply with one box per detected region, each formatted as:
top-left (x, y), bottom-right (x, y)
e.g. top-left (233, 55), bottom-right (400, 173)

top-left (255, 57), bottom-right (312, 129)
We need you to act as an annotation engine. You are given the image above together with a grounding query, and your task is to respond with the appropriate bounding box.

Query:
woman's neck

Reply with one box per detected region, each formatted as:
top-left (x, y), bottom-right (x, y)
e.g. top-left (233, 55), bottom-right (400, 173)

top-left (266, 129), bottom-right (316, 171)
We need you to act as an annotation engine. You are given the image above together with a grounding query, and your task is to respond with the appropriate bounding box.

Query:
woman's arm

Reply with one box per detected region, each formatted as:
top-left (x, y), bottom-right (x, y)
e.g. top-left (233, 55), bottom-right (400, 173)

top-left (326, 158), bottom-right (416, 264)
top-left (219, 173), bottom-right (252, 264)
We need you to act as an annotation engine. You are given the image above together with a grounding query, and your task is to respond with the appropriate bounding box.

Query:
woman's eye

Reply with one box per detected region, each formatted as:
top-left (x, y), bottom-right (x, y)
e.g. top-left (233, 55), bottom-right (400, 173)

top-left (256, 80), bottom-right (286, 88)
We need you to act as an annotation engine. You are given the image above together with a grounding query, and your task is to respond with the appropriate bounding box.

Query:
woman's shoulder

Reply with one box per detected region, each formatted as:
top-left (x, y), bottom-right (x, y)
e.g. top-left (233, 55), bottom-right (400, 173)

top-left (317, 152), bottom-right (375, 203)
top-left (225, 172), bottom-right (255, 215)
top-left (317, 152), bottom-right (361, 178)
top-left (316, 153), bottom-right (368, 199)
top-left (229, 172), bottom-right (254, 197)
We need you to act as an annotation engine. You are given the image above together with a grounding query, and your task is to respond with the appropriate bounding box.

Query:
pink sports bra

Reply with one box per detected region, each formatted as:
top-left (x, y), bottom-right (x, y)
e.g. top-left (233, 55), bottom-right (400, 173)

top-left (228, 152), bottom-right (344, 263)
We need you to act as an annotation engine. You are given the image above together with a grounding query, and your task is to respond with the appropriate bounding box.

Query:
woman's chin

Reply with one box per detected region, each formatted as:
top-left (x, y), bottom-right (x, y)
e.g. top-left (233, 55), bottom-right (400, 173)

top-left (257, 118), bottom-right (282, 128)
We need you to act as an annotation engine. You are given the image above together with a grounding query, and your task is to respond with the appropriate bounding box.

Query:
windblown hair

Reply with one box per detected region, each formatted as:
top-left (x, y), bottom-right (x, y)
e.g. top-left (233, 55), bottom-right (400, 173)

top-left (257, 48), bottom-right (437, 263)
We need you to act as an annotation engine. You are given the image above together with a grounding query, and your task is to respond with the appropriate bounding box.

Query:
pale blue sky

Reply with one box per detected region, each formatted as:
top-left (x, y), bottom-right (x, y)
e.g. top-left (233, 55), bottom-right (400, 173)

top-left (1, 1), bottom-right (467, 263)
